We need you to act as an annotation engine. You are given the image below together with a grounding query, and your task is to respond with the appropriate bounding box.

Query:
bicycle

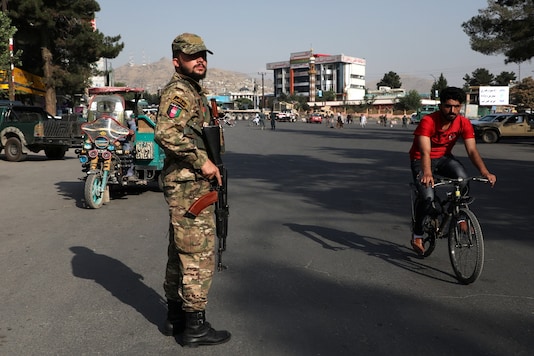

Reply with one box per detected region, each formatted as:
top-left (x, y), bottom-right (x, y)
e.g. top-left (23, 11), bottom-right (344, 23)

top-left (410, 176), bottom-right (490, 284)
top-left (221, 115), bottom-right (235, 127)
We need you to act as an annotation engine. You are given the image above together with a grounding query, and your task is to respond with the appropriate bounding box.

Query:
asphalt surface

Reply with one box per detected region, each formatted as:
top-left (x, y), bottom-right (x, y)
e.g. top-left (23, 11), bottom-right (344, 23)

top-left (1, 120), bottom-right (533, 356)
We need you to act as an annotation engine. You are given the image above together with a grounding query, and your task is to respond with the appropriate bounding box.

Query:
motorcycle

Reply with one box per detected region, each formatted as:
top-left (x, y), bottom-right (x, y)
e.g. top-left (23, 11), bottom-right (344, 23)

top-left (76, 87), bottom-right (164, 209)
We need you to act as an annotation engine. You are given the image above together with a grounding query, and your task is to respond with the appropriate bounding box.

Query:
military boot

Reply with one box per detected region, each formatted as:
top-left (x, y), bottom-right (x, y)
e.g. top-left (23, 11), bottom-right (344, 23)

top-left (162, 299), bottom-right (186, 336)
top-left (181, 310), bottom-right (231, 347)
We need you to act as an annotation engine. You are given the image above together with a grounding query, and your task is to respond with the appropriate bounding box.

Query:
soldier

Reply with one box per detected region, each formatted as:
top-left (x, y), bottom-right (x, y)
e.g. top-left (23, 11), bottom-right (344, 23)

top-left (154, 33), bottom-right (231, 347)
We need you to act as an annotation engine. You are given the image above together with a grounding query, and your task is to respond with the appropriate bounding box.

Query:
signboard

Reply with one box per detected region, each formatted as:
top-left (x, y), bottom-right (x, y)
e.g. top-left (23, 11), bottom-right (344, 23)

top-left (465, 104), bottom-right (479, 119)
top-left (479, 86), bottom-right (509, 106)
top-left (0, 68), bottom-right (45, 96)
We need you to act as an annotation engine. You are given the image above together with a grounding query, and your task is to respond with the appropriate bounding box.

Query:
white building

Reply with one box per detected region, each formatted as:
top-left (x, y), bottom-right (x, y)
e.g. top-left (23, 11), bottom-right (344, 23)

top-left (266, 50), bottom-right (366, 103)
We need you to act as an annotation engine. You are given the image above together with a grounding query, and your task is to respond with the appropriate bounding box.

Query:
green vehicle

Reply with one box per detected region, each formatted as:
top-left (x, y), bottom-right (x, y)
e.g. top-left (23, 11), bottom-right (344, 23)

top-left (411, 104), bottom-right (439, 124)
top-left (0, 101), bottom-right (82, 162)
top-left (76, 87), bottom-right (165, 208)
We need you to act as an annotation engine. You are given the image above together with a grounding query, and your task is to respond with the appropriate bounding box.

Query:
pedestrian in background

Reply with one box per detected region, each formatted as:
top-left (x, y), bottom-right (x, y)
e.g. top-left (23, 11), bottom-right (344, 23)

top-left (360, 114), bottom-right (367, 128)
top-left (336, 113), bottom-right (344, 128)
top-left (259, 111), bottom-right (266, 130)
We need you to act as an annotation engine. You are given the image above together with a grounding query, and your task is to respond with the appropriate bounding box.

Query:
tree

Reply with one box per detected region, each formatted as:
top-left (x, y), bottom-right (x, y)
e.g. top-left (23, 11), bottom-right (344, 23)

top-left (510, 76), bottom-right (534, 111)
top-left (285, 94), bottom-right (308, 112)
top-left (494, 71), bottom-right (517, 86)
top-left (0, 11), bottom-right (23, 99)
top-left (396, 90), bottom-right (422, 112)
top-left (359, 89), bottom-right (376, 112)
top-left (0, 11), bottom-right (21, 70)
top-left (320, 90), bottom-right (336, 101)
top-left (463, 1), bottom-right (534, 64)
top-left (463, 68), bottom-right (495, 87)
top-left (235, 97), bottom-right (253, 110)
top-left (377, 71), bottom-right (402, 89)
top-left (430, 73), bottom-right (448, 100)
top-left (7, 0), bottom-right (123, 114)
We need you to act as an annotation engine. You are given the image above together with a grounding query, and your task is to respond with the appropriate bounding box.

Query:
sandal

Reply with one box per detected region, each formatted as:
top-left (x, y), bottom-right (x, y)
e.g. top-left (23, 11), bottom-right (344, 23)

top-left (411, 238), bottom-right (425, 255)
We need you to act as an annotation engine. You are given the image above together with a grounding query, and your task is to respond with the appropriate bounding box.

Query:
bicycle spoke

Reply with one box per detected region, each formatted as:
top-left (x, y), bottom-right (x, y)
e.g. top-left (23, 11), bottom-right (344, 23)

top-left (448, 209), bottom-right (484, 284)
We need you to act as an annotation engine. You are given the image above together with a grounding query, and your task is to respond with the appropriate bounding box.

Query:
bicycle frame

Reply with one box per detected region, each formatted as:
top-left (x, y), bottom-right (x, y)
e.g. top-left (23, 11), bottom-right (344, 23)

top-left (412, 177), bottom-right (486, 236)
top-left (432, 179), bottom-right (471, 238)
top-left (410, 176), bottom-right (489, 284)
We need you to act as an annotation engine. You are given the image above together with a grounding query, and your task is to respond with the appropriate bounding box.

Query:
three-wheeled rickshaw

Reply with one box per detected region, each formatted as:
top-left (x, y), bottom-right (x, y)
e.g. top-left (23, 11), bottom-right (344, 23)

top-left (76, 86), bottom-right (164, 208)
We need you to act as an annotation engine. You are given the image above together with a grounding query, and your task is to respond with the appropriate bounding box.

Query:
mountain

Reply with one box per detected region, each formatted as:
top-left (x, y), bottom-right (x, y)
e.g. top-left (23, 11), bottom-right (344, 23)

top-left (367, 75), bottom-right (434, 94)
top-left (113, 58), bottom-right (273, 95)
top-left (113, 58), bottom-right (433, 95)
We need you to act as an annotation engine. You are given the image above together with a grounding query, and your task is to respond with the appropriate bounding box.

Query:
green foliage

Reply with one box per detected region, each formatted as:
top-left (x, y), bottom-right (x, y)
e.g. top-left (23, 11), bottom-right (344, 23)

top-left (360, 89), bottom-right (376, 110)
top-left (377, 71), bottom-right (402, 89)
top-left (510, 77), bottom-right (534, 110)
top-left (0, 12), bottom-right (23, 70)
top-left (463, 0), bottom-right (534, 63)
top-left (430, 73), bottom-right (448, 100)
top-left (143, 92), bottom-right (161, 106)
top-left (463, 68), bottom-right (495, 86)
top-left (321, 90), bottom-right (336, 101)
top-left (235, 97), bottom-right (253, 110)
top-left (462, 68), bottom-right (517, 87)
top-left (7, 0), bottom-right (124, 95)
top-left (396, 90), bottom-right (422, 112)
top-left (494, 71), bottom-right (516, 85)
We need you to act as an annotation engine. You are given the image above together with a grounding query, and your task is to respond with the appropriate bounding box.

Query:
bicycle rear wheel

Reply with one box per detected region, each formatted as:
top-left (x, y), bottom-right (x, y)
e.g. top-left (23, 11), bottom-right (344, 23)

top-left (448, 207), bottom-right (484, 284)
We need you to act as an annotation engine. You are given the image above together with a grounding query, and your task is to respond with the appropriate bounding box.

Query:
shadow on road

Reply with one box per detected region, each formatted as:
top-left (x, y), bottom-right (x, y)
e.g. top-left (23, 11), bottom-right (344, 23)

top-left (69, 246), bottom-right (167, 333)
top-left (284, 222), bottom-right (458, 284)
top-left (56, 180), bottom-right (159, 209)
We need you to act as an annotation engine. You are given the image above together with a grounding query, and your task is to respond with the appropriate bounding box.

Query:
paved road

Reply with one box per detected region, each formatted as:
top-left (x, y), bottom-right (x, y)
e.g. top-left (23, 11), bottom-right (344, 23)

top-left (1, 121), bottom-right (533, 356)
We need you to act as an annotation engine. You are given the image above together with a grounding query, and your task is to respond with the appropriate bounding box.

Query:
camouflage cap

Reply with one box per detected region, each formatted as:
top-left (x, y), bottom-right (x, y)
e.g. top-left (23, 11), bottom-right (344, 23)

top-left (172, 33), bottom-right (213, 55)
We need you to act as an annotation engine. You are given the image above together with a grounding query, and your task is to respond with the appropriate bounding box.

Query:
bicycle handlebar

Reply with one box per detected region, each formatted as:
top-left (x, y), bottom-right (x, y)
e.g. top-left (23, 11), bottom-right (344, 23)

top-left (433, 176), bottom-right (489, 188)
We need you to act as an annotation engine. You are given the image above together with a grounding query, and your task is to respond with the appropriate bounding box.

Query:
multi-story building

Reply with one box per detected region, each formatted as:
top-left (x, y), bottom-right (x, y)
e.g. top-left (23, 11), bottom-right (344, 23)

top-left (266, 50), bottom-right (366, 104)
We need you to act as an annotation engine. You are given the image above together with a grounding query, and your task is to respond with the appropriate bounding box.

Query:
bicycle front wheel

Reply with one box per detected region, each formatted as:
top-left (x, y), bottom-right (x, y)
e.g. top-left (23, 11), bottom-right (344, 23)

top-left (448, 207), bottom-right (484, 284)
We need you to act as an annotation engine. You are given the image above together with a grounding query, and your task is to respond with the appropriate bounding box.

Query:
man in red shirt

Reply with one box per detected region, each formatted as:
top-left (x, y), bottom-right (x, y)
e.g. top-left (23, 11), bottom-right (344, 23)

top-left (409, 87), bottom-right (496, 255)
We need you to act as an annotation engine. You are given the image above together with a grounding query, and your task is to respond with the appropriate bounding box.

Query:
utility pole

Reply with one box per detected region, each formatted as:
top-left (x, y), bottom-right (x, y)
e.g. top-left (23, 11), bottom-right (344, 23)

top-left (2, 0), bottom-right (15, 101)
top-left (258, 72), bottom-right (266, 110)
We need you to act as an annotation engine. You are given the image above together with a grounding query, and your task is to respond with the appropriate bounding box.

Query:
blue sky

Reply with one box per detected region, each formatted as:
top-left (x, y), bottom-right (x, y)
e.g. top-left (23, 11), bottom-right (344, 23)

top-left (96, 0), bottom-right (533, 87)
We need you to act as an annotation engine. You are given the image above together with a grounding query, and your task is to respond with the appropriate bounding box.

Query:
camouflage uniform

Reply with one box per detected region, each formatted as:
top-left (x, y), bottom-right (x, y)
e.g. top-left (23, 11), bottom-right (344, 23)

top-left (155, 71), bottom-right (215, 312)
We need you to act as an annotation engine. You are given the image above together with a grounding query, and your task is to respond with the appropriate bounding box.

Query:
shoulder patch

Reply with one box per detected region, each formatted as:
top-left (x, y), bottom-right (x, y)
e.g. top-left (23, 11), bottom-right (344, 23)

top-left (167, 96), bottom-right (189, 118)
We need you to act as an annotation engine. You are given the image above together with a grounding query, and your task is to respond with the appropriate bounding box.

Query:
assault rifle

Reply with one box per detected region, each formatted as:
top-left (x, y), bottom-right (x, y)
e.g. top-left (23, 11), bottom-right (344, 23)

top-left (184, 99), bottom-right (229, 271)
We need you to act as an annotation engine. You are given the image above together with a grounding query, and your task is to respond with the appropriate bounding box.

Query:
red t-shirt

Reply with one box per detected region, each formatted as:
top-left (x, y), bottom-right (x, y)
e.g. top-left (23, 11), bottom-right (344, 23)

top-left (409, 111), bottom-right (475, 160)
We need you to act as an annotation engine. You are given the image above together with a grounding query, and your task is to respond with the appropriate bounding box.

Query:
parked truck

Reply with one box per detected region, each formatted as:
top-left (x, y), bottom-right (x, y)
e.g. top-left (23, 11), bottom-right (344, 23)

top-left (0, 101), bottom-right (83, 162)
top-left (472, 112), bottom-right (534, 143)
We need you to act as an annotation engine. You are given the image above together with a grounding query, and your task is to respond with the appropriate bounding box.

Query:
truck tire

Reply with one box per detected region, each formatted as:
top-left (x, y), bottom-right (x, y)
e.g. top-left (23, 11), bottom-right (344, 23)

top-left (4, 137), bottom-right (27, 162)
top-left (481, 130), bottom-right (499, 144)
top-left (44, 146), bottom-right (67, 159)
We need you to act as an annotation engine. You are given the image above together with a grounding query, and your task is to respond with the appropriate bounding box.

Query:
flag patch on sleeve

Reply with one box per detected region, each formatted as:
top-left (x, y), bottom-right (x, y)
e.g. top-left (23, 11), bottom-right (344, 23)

top-left (167, 103), bottom-right (182, 118)
top-left (167, 96), bottom-right (188, 118)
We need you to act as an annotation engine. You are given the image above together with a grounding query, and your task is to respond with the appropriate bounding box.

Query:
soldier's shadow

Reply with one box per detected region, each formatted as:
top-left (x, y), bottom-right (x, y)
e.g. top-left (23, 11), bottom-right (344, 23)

top-left (69, 246), bottom-right (166, 332)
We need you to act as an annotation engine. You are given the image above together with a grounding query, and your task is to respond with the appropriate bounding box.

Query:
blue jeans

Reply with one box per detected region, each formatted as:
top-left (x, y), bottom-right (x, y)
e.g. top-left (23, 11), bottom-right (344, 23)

top-left (410, 155), bottom-right (468, 235)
